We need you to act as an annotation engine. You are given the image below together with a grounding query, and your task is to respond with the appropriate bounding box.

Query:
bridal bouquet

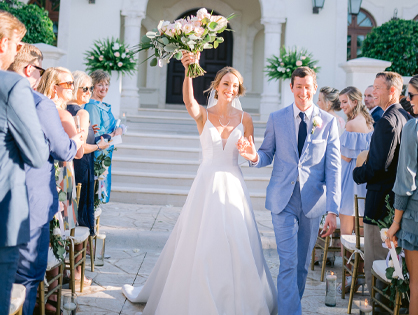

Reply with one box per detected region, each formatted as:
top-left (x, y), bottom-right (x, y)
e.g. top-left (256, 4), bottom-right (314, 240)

top-left (136, 8), bottom-right (234, 78)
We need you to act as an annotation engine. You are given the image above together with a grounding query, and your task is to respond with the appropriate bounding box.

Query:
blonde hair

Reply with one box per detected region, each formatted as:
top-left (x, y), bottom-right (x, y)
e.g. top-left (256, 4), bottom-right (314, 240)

top-left (8, 43), bottom-right (43, 72)
top-left (90, 69), bottom-right (110, 87)
top-left (0, 10), bottom-right (26, 41)
top-left (71, 70), bottom-right (92, 102)
top-left (37, 67), bottom-right (73, 99)
top-left (320, 86), bottom-right (341, 112)
top-left (204, 67), bottom-right (246, 99)
top-left (340, 86), bottom-right (374, 128)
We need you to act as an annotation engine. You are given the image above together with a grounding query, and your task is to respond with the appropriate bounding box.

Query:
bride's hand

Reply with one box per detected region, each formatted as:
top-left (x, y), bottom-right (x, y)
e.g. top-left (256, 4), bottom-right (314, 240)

top-left (181, 51), bottom-right (200, 69)
top-left (237, 136), bottom-right (257, 162)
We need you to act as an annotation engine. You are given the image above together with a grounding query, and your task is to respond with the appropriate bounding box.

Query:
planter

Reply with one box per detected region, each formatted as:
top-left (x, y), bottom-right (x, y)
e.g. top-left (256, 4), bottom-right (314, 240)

top-left (104, 71), bottom-right (122, 119)
top-left (281, 78), bottom-right (294, 107)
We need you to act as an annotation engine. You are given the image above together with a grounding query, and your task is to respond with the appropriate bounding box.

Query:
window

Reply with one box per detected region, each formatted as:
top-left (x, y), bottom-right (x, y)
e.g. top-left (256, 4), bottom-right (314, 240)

top-left (347, 9), bottom-right (376, 60)
top-left (29, 0), bottom-right (60, 41)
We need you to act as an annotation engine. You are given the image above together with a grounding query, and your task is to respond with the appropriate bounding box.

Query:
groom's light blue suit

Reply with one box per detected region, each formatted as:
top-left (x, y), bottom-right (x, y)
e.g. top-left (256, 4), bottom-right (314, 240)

top-left (252, 103), bottom-right (341, 314)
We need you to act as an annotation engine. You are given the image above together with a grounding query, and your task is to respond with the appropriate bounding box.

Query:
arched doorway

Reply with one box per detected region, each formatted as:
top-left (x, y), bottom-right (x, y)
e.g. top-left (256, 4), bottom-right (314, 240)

top-left (347, 8), bottom-right (376, 60)
top-left (166, 8), bottom-right (233, 105)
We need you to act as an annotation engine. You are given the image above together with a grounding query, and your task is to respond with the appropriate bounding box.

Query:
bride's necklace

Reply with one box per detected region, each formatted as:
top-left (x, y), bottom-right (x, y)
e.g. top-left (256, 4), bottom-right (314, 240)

top-left (218, 115), bottom-right (230, 127)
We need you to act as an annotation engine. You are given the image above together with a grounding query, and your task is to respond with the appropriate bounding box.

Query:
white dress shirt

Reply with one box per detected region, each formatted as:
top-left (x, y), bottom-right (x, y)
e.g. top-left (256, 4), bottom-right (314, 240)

top-left (293, 102), bottom-right (314, 143)
top-left (369, 106), bottom-right (378, 115)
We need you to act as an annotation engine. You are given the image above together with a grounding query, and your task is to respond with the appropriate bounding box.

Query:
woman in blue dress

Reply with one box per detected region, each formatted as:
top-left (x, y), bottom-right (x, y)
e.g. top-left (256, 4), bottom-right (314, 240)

top-left (84, 70), bottom-right (123, 203)
top-left (337, 86), bottom-right (373, 293)
top-left (386, 75), bottom-right (418, 315)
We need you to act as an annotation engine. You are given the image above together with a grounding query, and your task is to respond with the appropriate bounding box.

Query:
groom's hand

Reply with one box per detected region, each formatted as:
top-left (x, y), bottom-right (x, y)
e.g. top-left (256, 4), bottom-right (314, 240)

top-left (321, 213), bottom-right (337, 238)
top-left (237, 136), bottom-right (257, 162)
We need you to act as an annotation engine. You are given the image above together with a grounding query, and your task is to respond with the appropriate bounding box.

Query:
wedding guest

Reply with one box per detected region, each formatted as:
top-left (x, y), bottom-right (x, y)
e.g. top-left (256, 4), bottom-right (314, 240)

top-left (0, 11), bottom-right (49, 314)
top-left (9, 44), bottom-right (82, 315)
top-left (37, 67), bottom-right (86, 311)
top-left (353, 71), bottom-right (412, 296)
top-left (317, 86), bottom-right (345, 135)
top-left (84, 70), bottom-right (123, 203)
top-left (364, 85), bottom-right (383, 126)
top-left (386, 75), bottom-right (418, 315)
top-left (337, 86), bottom-right (373, 294)
top-left (400, 96), bottom-right (417, 118)
top-left (67, 70), bottom-right (109, 237)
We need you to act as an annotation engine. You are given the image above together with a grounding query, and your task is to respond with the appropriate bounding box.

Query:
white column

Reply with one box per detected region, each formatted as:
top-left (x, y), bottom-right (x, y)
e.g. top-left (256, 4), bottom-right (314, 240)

top-left (259, 18), bottom-right (284, 120)
top-left (56, 0), bottom-right (71, 67)
top-left (120, 10), bottom-right (145, 115)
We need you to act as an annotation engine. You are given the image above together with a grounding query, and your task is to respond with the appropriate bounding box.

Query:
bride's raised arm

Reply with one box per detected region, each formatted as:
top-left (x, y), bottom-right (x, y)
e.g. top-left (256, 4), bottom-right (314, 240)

top-left (181, 52), bottom-right (206, 132)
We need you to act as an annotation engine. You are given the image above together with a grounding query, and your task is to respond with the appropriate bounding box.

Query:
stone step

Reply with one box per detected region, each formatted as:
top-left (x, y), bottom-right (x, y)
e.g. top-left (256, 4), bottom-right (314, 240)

top-left (112, 170), bottom-right (269, 190)
top-left (115, 144), bottom-right (201, 160)
top-left (112, 156), bottom-right (273, 176)
top-left (110, 183), bottom-right (267, 210)
top-left (121, 132), bottom-right (265, 148)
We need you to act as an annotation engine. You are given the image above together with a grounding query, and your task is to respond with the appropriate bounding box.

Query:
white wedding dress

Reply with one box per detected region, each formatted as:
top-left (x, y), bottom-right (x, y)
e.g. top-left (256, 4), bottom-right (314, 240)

top-left (122, 113), bottom-right (278, 315)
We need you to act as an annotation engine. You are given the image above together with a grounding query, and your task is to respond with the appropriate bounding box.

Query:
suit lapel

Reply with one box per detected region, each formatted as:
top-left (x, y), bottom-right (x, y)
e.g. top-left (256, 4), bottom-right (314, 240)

top-left (301, 105), bottom-right (320, 160)
top-left (284, 105), bottom-right (299, 158)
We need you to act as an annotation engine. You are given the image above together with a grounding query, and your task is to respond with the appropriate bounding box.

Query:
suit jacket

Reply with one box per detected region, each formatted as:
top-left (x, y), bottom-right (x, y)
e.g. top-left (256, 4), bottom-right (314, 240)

top-left (253, 104), bottom-right (341, 218)
top-left (0, 71), bottom-right (49, 247)
top-left (353, 103), bottom-right (412, 224)
top-left (25, 91), bottom-right (78, 231)
top-left (371, 106), bottom-right (384, 127)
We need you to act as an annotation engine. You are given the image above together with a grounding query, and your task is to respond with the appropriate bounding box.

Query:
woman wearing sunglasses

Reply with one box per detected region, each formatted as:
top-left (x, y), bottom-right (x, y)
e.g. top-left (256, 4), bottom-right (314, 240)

top-left (84, 70), bottom-right (123, 204)
top-left (386, 75), bottom-right (418, 315)
top-left (67, 71), bottom-right (110, 237)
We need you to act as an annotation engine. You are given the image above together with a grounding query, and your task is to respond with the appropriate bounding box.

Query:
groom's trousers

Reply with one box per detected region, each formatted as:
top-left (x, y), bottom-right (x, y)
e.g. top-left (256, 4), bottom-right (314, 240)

top-left (271, 182), bottom-right (321, 315)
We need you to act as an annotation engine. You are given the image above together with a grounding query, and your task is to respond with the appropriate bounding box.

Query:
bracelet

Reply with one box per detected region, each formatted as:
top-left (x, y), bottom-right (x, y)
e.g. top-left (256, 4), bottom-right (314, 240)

top-left (393, 219), bottom-right (401, 225)
top-left (96, 144), bottom-right (101, 151)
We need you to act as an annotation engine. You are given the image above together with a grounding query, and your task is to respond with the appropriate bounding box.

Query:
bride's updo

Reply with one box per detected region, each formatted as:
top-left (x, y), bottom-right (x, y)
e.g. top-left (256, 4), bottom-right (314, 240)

top-left (205, 67), bottom-right (246, 99)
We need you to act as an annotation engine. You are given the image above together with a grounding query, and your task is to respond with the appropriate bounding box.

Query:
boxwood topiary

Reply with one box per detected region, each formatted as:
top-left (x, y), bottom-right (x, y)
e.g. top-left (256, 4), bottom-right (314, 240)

top-left (362, 19), bottom-right (418, 76)
top-left (0, 0), bottom-right (55, 45)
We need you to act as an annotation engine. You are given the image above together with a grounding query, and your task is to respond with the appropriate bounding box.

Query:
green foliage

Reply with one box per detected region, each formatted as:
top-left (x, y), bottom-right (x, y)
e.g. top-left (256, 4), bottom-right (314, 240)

top-left (93, 147), bottom-right (114, 210)
top-left (362, 19), bottom-right (418, 76)
top-left (84, 37), bottom-right (138, 76)
top-left (265, 46), bottom-right (320, 81)
top-left (49, 218), bottom-right (67, 261)
top-left (0, 0), bottom-right (55, 45)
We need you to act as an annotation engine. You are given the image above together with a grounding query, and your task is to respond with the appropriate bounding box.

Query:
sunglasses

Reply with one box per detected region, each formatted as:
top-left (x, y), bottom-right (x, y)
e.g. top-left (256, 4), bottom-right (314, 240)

top-left (79, 86), bottom-right (94, 93)
top-left (408, 92), bottom-right (418, 101)
top-left (56, 81), bottom-right (74, 89)
top-left (25, 64), bottom-right (45, 76)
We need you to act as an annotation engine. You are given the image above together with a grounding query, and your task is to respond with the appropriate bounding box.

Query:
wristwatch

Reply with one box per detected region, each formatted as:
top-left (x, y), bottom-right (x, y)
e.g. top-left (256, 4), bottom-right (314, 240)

top-left (96, 144), bottom-right (101, 151)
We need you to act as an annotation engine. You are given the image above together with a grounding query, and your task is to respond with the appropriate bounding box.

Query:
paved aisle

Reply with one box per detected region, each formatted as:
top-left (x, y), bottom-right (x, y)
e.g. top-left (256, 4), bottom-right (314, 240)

top-left (73, 202), bottom-right (364, 314)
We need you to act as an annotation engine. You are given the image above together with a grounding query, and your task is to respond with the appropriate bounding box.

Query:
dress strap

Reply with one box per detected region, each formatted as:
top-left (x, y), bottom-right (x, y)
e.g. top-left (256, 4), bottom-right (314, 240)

top-left (241, 111), bottom-right (244, 123)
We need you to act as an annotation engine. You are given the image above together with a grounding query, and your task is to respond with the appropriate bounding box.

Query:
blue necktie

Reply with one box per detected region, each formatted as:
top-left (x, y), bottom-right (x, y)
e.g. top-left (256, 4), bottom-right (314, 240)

top-left (298, 112), bottom-right (307, 157)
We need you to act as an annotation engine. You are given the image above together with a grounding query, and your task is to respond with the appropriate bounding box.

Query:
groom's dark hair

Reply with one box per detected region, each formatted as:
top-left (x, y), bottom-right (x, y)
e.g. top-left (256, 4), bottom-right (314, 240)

top-left (291, 67), bottom-right (317, 87)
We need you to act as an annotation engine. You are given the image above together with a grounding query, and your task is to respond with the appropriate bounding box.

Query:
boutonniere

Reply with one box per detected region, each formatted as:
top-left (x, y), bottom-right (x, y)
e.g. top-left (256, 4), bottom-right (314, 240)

top-left (311, 116), bottom-right (323, 134)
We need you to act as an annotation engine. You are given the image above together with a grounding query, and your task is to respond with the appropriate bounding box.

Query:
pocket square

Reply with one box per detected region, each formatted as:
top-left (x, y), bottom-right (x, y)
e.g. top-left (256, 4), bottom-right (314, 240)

top-left (311, 139), bottom-right (325, 144)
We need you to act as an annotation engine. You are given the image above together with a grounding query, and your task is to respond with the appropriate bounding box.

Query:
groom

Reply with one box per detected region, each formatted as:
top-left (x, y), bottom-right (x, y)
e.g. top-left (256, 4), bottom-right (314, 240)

top-left (238, 67), bottom-right (341, 314)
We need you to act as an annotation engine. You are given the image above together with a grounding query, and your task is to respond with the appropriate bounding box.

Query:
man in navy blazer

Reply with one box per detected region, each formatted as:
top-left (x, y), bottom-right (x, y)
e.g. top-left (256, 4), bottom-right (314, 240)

top-left (0, 11), bottom-right (49, 314)
top-left (9, 44), bottom-right (83, 314)
top-left (364, 85), bottom-right (384, 126)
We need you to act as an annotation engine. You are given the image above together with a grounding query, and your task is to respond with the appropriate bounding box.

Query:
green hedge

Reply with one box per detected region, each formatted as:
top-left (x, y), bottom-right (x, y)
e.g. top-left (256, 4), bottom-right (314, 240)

top-left (0, 0), bottom-right (55, 45)
top-left (362, 19), bottom-right (418, 76)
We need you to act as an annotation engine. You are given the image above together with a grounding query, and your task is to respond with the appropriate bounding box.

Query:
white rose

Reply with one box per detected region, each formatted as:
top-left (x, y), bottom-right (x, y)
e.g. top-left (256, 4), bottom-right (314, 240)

top-left (121, 53), bottom-right (126, 58)
top-left (301, 56), bottom-right (307, 60)
top-left (312, 116), bottom-right (323, 128)
top-left (109, 62), bottom-right (113, 67)
top-left (314, 65), bottom-right (317, 69)
top-left (125, 48), bottom-right (129, 53)
top-left (118, 62), bottom-right (123, 67)
top-left (380, 228), bottom-right (388, 242)
top-left (158, 20), bottom-right (170, 33)
top-left (99, 55), bottom-right (104, 61)
top-left (286, 69), bottom-right (290, 72)
top-left (53, 227), bottom-right (61, 236)
top-left (388, 260), bottom-right (394, 268)
top-left (296, 60), bottom-right (303, 66)
top-left (112, 43), bottom-right (120, 50)
top-left (183, 23), bottom-right (194, 34)
top-left (194, 27), bottom-right (205, 37)
top-left (89, 56), bottom-right (94, 60)
top-left (114, 52), bottom-right (120, 57)
top-left (197, 8), bottom-right (211, 20)
top-left (174, 22), bottom-right (182, 33)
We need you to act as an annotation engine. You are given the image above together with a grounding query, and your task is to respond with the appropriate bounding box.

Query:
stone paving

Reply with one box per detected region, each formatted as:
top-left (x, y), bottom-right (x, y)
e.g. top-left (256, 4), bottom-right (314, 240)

top-left (70, 202), bottom-right (369, 314)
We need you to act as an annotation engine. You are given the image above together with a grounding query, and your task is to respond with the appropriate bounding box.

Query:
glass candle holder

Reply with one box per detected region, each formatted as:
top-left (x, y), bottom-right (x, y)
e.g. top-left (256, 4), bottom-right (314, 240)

top-left (94, 233), bottom-right (106, 266)
top-left (325, 271), bottom-right (337, 307)
top-left (359, 299), bottom-right (372, 314)
top-left (62, 292), bottom-right (77, 315)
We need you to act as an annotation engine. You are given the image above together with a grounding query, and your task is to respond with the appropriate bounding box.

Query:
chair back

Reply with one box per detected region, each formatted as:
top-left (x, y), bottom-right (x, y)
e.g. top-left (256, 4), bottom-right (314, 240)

top-left (354, 194), bottom-right (365, 249)
top-left (76, 183), bottom-right (82, 206)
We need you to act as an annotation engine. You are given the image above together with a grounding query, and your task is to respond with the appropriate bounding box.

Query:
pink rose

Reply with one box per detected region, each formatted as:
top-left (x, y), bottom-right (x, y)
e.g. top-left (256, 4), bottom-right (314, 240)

top-left (194, 27), bottom-right (205, 37)
top-left (296, 60), bottom-right (302, 66)
top-left (183, 23), bottom-right (194, 34)
top-left (114, 52), bottom-right (120, 57)
top-left (197, 8), bottom-right (211, 20)
top-left (118, 62), bottom-right (123, 67)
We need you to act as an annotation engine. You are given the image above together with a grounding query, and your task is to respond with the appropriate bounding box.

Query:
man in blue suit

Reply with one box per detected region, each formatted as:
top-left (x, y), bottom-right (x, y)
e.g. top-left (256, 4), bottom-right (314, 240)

top-left (238, 67), bottom-right (341, 314)
top-left (9, 44), bottom-right (83, 315)
top-left (364, 85), bottom-right (383, 126)
top-left (0, 11), bottom-right (49, 314)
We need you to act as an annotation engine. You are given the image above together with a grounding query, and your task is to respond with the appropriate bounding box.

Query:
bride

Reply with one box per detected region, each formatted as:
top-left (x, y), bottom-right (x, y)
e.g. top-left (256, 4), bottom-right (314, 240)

top-left (122, 52), bottom-right (278, 315)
